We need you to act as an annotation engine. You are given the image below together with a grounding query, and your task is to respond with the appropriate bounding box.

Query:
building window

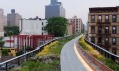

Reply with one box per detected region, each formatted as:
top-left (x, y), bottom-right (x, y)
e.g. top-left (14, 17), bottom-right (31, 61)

top-left (98, 37), bottom-right (102, 43)
top-left (42, 22), bottom-right (44, 25)
top-left (76, 19), bottom-right (78, 22)
top-left (91, 37), bottom-right (95, 43)
top-left (73, 19), bottom-right (75, 22)
top-left (42, 32), bottom-right (44, 35)
top-left (91, 26), bottom-right (95, 34)
top-left (76, 29), bottom-right (78, 31)
top-left (112, 37), bottom-right (116, 45)
top-left (105, 26), bottom-right (109, 33)
top-left (98, 26), bottom-right (102, 34)
top-left (98, 15), bottom-right (102, 22)
top-left (91, 15), bottom-right (95, 23)
top-left (71, 19), bottom-right (73, 22)
top-left (112, 15), bottom-right (116, 22)
top-left (105, 37), bottom-right (109, 45)
top-left (112, 26), bottom-right (116, 34)
top-left (105, 15), bottom-right (109, 22)
top-left (42, 27), bottom-right (44, 30)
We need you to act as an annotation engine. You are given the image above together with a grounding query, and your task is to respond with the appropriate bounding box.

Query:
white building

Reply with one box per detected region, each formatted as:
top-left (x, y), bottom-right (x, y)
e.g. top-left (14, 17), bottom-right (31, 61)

top-left (4, 37), bottom-right (17, 48)
top-left (68, 16), bottom-right (82, 33)
top-left (19, 18), bottom-right (48, 35)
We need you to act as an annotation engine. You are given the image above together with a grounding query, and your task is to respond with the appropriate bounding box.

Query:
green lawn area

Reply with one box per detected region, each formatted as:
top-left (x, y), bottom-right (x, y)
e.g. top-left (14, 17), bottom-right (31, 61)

top-left (12, 33), bottom-right (81, 71)
top-left (79, 37), bottom-right (119, 71)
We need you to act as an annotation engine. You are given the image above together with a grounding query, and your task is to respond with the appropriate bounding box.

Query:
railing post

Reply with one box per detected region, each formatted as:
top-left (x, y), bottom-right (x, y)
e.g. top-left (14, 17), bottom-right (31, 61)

top-left (99, 48), bottom-right (101, 53)
top-left (18, 58), bottom-right (20, 65)
top-left (109, 54), bottom-right (111, 59)
top-left (6, 63), bottom-right (8, 71)
top-left (111, 55), bottom-right (115, 61)
top-left (107, 53), bottom-right (109, 58)
top-left (26, 54), bottom-right (29, 61)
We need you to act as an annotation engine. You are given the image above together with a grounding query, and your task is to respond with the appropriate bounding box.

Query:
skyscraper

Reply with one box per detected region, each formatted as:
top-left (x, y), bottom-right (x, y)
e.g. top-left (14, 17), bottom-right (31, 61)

top-left (45, 0), bottom-right (65, 19)
top-left (7, 9), bottom-right (22, 27)
top-left (51, 0), bottom-right (58, 4)
top-left (0, 9), bottom-right (4, 37)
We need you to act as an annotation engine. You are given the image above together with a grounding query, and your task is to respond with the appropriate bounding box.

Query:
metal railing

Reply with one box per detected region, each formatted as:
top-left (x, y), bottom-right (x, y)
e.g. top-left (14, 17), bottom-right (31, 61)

top-left (0, 34), bottom-right (78, 71)
top-left (85, 38), bottom-right (119, 62)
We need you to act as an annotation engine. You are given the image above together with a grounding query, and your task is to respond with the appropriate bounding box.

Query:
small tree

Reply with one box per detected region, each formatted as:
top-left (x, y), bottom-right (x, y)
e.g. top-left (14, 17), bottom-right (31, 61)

top-left (16, 50), bottom-right (24, 56)
top-left (4, 26), bottom-right (19, 36)
top-left (0, 37), bottom-right (4, 47)
top-left (45, 17), bottom-right (68, 37)
top-left (26, 46), bottom-right (32, 52)
top-left (2, 49), bottom-right (10, 56)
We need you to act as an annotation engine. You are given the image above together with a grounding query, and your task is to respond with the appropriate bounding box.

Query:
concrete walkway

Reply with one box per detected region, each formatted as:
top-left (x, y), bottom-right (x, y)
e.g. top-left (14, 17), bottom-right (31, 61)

top-left (60, 35), bottom-right (93, 71)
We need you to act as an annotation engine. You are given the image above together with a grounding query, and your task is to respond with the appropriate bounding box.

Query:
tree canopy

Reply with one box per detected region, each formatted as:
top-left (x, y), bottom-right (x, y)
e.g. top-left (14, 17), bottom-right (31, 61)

top-left (4, 26), bottom-right (19, 36)
top-left (45, 17), bottom-right (68, 37)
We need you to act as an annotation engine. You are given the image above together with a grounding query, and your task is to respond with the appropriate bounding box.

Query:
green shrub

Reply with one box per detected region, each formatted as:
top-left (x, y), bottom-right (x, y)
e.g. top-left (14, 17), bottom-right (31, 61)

top-left (26, 46), bottom-right (31, 51)
top-left (22, 61), bottom-right (40, 71)
top-left (20, 68), bottom-right (29, 71)
top-left (2, 49), bottom-right (10, 56)
top-left (16, 50), bottom-right (24, 56)
top-left (87, 46), bottom-right (94, 52)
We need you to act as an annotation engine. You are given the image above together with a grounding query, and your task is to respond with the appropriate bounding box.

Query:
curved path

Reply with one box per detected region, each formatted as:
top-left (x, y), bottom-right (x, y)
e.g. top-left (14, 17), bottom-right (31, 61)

top-left (60, 35), bottom-right (93, 71)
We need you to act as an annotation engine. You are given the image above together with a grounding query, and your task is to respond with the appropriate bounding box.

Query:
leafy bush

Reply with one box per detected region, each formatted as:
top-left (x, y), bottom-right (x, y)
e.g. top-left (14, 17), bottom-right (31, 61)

top-left (21, 61), bottom-right (40, 71)
top-left (26, 46), bottom-right (32, 52)
top-left (2, 49), bottom-right (10, 56)
top-left (4, 26), bottom-right (19, 36)
top-left (16, 50), bottom-right (24, 56)
top-left (0, 37), bottom-right (4, 47)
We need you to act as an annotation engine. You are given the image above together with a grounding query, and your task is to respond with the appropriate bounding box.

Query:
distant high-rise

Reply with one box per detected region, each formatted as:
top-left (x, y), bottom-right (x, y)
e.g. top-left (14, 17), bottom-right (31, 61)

top-left (45, 0), bottom-right (65, 19)
top-left (51, 0), bottom-right (58, 4)
top-left (0, 9), bottom-right (4, 37)
top-left (7, 9), bottom-right (22, 27)
top-left (68, 16), bottom-right (82, 34)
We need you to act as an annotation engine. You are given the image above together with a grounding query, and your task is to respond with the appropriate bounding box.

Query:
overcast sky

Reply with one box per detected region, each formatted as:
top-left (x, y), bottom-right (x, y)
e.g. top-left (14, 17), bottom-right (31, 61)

top-left (0, 0), bottom-right (119, 24)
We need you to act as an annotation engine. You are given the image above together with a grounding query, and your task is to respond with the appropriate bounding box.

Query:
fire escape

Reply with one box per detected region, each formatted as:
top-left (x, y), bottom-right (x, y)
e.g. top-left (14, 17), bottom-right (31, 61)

top-left (97, 19), bottom-right (111, 50)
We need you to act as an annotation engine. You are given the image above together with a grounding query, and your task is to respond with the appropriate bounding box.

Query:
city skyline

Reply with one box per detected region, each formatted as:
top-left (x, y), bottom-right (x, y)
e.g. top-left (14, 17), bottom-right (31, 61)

top-left (0, 0), bottom-right (119, 24)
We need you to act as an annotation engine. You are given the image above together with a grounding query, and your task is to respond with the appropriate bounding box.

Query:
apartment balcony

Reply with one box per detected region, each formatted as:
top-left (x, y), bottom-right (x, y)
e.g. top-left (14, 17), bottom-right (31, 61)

top-left (97, 33), bottom-right (111, 37)
top-left (97, 31), bottom-right (111, 37)
top-left (97, 43), bottom-right (103, 47)
top-left (97, 20), bottom-right (111, 25)
top-left (97, 43), bottom-right (111, 49)
top-left (104, 33), bottom-right (111, 36)
top-left (96, 33), bottom-right (103, 37)
top-left (103, 44), bottom-right (111, 50)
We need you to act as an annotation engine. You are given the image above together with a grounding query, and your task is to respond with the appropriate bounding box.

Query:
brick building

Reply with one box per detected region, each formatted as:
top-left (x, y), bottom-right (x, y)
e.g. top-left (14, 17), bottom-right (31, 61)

top-left (7, 9), bottom-right (22, 27)
top-left (88, 6), bottom-right (119, 55)
top-left (67, 23), bottom-right (75, 35)
top-left (68, 16), bottom-right (82, 34)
